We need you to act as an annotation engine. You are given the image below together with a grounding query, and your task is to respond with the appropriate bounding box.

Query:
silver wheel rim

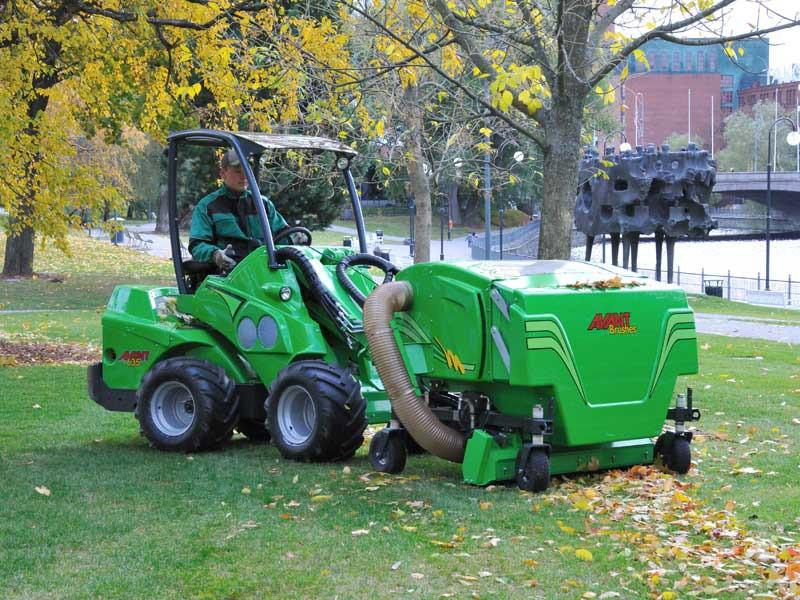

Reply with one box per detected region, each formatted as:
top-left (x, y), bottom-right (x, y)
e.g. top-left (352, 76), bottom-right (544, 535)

top-left (150, 381), bottom-right (195, 437)
top-left (277, 385), bottom-right (316, 446)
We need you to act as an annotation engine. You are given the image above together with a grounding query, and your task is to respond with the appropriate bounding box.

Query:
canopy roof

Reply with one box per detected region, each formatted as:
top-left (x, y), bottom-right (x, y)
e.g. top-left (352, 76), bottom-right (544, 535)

top-left (168, 129), bottom-right (358, 156)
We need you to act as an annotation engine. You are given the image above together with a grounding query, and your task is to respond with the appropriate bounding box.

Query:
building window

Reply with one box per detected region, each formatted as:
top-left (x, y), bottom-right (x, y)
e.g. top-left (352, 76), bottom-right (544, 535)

top-left (697, 52), bottom-right (705, 72)
top-left (721, 75), bottom-right (734, 86)
top-left (721, 90), bottom-right (733, 104)
top-left (708, 51), bottom-right (717, 71)
top-left (673, 51), bottom-right (681, 71)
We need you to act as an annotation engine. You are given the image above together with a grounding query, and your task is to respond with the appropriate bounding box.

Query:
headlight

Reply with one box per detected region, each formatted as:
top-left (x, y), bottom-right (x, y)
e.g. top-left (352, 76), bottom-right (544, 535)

top-left (279, 286), bottom-right (292, 302)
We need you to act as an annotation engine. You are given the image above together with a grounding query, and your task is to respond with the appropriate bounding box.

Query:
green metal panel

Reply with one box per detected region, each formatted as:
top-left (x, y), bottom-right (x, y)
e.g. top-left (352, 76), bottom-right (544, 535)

top-left (398, 260), bottom-right (698, 455)
top-left (99, 246), bottom-right (391, 422)
top-left (549, 439), bottom-right (654, 476)
top-left (462, 430), bottom-right (522, 486)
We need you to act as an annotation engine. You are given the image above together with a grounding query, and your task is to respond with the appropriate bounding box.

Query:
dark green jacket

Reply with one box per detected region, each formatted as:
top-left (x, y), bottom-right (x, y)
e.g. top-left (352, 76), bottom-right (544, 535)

top-left (188, 185), bottom-right (288, 264)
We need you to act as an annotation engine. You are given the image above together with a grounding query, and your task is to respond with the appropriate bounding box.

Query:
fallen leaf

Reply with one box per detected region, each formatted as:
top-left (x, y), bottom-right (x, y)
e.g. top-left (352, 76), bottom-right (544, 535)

top-left (310, 495), bottom-right (332, 503)
top-left (351, 529), bottom-right (370, 537)
top-left (410, 572), bottom-right (425, 580)
top-left (575, 548), bottom-right (594, 561)
top-left (479, 501), bottom-right (492, 510)
top-left (35, 486), bottom-right (51, 497)
top-left (390, 561), bottom-right (402, 571)
top-left (241, 486), bottom-right (252, 495)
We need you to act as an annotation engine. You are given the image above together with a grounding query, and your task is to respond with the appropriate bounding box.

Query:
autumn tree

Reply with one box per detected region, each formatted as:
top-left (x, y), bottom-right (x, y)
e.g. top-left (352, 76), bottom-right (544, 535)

top-left (717, 101), bottom-right (799, 173)
top-left (0, 1), bottom-right (357, 276)
top-left (346, 0), bottom-right (800, 259)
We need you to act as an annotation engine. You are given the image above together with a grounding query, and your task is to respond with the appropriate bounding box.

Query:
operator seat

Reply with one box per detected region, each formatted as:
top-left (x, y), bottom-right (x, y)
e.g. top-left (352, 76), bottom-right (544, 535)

top-left (182, 260), bottom-right (217, 293)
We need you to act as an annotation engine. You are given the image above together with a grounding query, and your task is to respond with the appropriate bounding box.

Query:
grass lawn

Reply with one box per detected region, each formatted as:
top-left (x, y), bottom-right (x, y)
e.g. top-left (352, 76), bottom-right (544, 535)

top-left (0, 232), bottom-right (173, 310)
top-left (689, 293), bottom-right (800, 323)
top-left (1, 328), bottom-right (798, 598)
top-left (336, 216), bottom-right (473, 240)
top-left (2, 236), bottom-right (799, 598)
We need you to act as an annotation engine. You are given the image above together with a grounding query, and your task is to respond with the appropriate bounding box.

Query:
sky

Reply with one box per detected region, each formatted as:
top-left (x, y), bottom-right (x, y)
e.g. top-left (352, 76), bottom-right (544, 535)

top-left (718, 0), bottom-right (799, 77)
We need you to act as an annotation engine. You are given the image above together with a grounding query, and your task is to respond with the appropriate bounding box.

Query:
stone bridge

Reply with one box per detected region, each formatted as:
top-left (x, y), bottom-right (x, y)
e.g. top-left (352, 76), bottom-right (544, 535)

top-left (715, 171), bottom-right (800, 219)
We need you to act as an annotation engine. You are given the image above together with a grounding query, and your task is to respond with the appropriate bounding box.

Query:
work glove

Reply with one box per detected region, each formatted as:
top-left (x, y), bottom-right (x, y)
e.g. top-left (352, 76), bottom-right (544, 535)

top-left (213, 244), bottom-right (237, 273)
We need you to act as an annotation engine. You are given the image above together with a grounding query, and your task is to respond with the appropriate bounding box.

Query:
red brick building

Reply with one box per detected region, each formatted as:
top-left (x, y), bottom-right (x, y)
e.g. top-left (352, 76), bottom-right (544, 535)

top-left (620, 73), bottom-right (723, 152)
top-left (739, 80), bottom-right (800, 112)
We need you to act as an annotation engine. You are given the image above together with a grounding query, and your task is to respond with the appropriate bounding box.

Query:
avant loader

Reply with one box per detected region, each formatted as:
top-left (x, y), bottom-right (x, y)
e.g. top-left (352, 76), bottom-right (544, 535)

top-left (89, 129), bottom-right (700, 491)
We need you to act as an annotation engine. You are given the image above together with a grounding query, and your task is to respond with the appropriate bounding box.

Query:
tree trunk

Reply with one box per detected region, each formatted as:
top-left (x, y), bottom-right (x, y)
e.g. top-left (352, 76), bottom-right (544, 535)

top-left (538, 104), bottom-right (584, 259)
top-left (155, 183), bottom-right (169, 234)
top-left (403, 85), bottom-right (431, 263)
top-left (447, 181), bottom-right (462, 225)
top-left (2, 202), bottom-right (35, 277)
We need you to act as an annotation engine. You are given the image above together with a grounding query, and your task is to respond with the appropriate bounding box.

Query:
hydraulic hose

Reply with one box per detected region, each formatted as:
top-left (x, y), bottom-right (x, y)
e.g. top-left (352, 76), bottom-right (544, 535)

top-left (363, 281), bottom-right (465, 463)
top-left (276, 247), bottom-right (347, 329)
top-left (335, 253), bottom-right (399, 307)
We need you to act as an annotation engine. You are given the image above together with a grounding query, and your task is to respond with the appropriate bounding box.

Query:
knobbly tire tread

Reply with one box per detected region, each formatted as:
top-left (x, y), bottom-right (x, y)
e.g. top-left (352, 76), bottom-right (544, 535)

top-left (135, 357), bottom-right (239, 452)
top-left (267, 360), bottom-right (366, 462)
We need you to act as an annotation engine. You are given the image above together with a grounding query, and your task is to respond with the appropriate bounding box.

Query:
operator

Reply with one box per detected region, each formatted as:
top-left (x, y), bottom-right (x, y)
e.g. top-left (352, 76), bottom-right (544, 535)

top-left (188, 149), bottom-right (289, 272)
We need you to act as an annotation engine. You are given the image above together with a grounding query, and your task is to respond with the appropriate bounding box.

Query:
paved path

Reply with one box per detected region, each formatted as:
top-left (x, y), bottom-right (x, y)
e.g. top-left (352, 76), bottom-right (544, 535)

top-left (694, 313), bottom-right (800, 343)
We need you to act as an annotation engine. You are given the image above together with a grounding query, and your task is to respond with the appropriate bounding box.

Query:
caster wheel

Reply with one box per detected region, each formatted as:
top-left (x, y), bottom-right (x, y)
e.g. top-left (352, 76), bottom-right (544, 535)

top-left (655, 433), bottom-right (692, 474)
top-left (516, 448), bottom-right (550, 492)
top-left (667, 436), bottom-right (691, 474)
top-left (369, 429), bottom-right (407, 474)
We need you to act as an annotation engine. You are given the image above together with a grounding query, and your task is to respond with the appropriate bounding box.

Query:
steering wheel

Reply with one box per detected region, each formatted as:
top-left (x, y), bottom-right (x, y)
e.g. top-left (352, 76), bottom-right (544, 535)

top-left (274, 226), bottom-right (313, 246)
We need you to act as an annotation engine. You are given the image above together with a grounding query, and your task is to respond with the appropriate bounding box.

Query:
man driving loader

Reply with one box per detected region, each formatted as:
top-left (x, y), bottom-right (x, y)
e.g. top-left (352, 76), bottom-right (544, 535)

top-left (188, 149), bottom-right (289, 271)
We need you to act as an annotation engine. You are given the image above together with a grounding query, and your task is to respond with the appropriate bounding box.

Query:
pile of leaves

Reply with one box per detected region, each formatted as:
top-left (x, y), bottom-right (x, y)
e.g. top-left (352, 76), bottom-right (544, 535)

top-left (0, 339), bottom-right (98, 366)
top-left (546, 465), bottom-right (800, 598)
top-left (566, 276), bottom-right (646, 290)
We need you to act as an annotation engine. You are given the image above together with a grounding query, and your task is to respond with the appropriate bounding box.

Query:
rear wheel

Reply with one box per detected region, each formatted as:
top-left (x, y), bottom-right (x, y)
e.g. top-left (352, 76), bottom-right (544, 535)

top-left (135, 358), bottom-right (239, 452)
top-left (267, 360), bottom-right (366, 462)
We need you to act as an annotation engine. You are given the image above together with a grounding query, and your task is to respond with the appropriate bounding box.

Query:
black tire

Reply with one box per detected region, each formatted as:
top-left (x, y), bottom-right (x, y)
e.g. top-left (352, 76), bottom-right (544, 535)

top-left (135, 358), bottom-right (239, 452)
top-left (369, 429), bottom-right (407, 474)
top-left (267, 360), bottom-right (366, 462)
top-left (516, 449), bottom-right (550, 492)
top-left (666, 436), bottom-right (692, 474)
top-left (236, 418), bottom-right (271, 443)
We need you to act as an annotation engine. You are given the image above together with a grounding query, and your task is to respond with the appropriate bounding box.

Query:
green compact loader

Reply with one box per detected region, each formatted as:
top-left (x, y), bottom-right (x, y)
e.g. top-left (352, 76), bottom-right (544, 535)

top-left (89, 129), bottom-right (700, 492)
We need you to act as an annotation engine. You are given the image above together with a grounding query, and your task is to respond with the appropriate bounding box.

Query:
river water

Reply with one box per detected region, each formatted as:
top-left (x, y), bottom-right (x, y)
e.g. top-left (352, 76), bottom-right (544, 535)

top-left (571, 236), bottom-right (800, 281)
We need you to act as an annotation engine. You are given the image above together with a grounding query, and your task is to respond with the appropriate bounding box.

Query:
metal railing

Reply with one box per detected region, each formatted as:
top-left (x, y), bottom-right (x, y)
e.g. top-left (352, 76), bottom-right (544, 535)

top-left (633, 266), bottom-right (797, 306)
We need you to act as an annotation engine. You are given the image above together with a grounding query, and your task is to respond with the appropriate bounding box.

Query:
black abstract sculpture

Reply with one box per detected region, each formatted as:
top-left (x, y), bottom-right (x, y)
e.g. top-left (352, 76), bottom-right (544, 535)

top-left (574, 142), bottom-right (717, 282)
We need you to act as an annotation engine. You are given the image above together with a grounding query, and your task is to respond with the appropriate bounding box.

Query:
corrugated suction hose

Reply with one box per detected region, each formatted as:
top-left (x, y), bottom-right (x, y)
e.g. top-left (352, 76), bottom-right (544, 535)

top-left (363, 281), bottom-right (465, 463)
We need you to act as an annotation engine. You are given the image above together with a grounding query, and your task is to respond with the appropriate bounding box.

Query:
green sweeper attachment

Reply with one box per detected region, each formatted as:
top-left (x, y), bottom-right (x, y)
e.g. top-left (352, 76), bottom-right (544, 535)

top-left (88, 129), bottom-right (700, 492)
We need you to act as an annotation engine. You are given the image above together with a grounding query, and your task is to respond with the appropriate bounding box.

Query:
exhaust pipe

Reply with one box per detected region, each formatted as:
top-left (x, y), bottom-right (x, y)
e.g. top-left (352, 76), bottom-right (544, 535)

top-left (363, 281), bottom-right (465, 463)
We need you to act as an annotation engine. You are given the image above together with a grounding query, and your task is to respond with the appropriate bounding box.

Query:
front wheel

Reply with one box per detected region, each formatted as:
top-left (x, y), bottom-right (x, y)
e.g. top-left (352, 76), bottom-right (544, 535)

top-left (267, 360), bottom-right (366, 462)
top-left (135, 358), bottom-right (239, 452)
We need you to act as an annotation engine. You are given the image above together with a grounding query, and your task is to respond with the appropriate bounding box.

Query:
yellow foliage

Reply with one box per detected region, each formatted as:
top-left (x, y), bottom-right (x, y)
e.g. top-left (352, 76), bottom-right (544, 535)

top-left (1, 2), bottom-right (359, 261)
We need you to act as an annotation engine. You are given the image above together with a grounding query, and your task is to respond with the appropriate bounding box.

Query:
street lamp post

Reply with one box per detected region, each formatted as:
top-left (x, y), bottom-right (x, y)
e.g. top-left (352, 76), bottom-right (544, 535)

top-left (765, 116), bottom-right (800, 290)
top-left (439, 204), bottom-right (445, 261)
top-left (634, 92), bottom-right (644, 147)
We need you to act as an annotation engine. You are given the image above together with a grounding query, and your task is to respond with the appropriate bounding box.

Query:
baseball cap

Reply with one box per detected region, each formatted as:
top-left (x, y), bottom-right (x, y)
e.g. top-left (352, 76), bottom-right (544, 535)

top-left (221, 149), bottom-right (242, 168)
